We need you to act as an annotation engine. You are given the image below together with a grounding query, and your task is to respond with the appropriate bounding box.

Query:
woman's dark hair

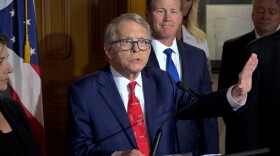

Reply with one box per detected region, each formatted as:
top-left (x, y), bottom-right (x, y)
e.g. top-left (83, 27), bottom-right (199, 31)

top-left (0, 34), bottom-right (8, 45)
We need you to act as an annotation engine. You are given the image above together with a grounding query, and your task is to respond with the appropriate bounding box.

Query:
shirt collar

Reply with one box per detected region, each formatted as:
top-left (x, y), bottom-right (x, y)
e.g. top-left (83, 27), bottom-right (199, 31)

top-left (255, 30), bottom-right (261, 39)
top-left (151, 37), bottom-right (179, 55)
top-left (110, 66), bottom-right (143, 91)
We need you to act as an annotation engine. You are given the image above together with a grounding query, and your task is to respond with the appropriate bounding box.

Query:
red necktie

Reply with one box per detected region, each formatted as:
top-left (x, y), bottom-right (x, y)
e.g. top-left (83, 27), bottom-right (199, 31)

top-left (127, 81), bottom-right (149, 156)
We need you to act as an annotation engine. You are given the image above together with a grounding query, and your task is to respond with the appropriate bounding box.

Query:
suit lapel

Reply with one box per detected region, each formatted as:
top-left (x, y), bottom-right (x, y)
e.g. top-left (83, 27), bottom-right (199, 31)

top-left (249, 30), bottom-right (256, 40)
top-left (97, 68), bottom-right (138, 148)
top-left (274, 29), bottom-right (280, 39)
top-left (141, 70), bottom-right (157, 143)
top-left (177, 40), bottom-right (192, 83)
top-left (146, 47), bottom-right (161, 68)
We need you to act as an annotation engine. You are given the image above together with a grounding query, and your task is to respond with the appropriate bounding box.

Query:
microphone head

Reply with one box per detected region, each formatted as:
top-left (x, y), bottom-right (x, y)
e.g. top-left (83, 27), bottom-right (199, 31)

top-left (176, 81), bottom-right (198, 103)
top-left (176, 81), bottom-right (187, 91)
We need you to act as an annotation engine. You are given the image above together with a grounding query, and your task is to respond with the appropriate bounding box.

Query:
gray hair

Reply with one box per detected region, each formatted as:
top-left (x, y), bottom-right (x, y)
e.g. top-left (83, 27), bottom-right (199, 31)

top-left (104, 13), bottom-right (151, 43)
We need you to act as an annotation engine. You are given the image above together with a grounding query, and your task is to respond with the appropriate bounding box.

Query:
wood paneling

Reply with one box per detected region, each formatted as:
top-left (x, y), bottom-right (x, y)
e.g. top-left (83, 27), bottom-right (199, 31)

top-left (89, 0), bottom-right (128, 72)
top-left (127, 0), bottom-right (146, 19)
top-left (41, 0), bottom-right (71, 59)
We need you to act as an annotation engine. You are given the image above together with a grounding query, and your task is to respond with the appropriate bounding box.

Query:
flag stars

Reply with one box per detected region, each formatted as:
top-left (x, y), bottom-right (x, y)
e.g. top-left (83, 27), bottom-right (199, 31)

top-left (30, 48), bottom-right (36, 55)
top-left (23, 19), bottom-right (31, 25)
top-left (10, 9), bottom-right (15, 17)
top-left (11, 36), bottom-right (16, 43)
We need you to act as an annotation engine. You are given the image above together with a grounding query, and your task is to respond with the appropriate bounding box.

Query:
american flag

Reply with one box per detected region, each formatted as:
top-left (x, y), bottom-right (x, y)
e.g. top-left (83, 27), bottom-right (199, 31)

top-left (0, 0), bottom-right (45, 155)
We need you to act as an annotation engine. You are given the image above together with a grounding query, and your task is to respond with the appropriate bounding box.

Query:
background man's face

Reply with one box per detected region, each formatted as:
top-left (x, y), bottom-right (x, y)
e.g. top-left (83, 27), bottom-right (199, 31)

top-left (146, 0), bottom-right (182, 40)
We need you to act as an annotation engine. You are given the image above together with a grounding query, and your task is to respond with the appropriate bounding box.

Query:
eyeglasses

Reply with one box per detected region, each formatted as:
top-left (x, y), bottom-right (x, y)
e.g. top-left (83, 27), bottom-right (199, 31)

top-left (109, 38), bottom-right (151, 51)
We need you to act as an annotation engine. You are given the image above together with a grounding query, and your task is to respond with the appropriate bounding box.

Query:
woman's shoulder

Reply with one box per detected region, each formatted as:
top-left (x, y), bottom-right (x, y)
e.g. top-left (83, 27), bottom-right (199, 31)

top-left (0, 98), bottom-right (24, 113)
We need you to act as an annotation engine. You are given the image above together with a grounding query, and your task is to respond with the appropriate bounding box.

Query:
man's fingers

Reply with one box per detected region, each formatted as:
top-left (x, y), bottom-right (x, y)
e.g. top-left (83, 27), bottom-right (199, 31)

top-left (247, 53), bottom-right (258, 71)
top-left (237, 53), bottom-right (258, 94)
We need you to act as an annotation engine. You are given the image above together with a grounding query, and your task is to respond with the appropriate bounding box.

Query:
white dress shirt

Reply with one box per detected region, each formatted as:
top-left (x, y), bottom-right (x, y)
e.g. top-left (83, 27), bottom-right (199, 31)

top-left (151, 38), bottom-right (182, 81)
top-left (110, 65), bottom-right (245, 116)
top-left (110, 66), bottom-right (145, 113)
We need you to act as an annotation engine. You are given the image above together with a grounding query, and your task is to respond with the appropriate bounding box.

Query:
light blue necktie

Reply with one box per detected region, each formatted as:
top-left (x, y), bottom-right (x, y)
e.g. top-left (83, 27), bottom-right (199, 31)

top-left (164, 48), bottom-right (179, 82)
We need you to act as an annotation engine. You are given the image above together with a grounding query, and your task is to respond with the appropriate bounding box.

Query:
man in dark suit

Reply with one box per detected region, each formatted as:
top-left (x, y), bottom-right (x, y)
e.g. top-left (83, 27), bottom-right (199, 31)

top-left (242, 28), bottom-right (280, 156)
top-left (65, 13), bottom-right (258, 156)
top-left (218, 30), bottom-right (256, 90)
top-left (218, 0), bottom-right (280, 154)
top-left (219, 0), bottom-right (280, 90)
top-left (145, 0), bottom-right (219, 155)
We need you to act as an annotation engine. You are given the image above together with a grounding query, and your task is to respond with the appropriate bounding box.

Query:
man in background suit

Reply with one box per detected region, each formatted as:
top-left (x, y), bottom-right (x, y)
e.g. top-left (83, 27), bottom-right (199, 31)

top-left (219, 0), bottom-right (280, 90)
top-left (65, 13), bottom-right (258, 156)
top-left (145, 0), bottom-right (219, 155)
top-left (218, 0), bottom-right (280, 154)
top-left (243, 28), bottom-right (280, 156)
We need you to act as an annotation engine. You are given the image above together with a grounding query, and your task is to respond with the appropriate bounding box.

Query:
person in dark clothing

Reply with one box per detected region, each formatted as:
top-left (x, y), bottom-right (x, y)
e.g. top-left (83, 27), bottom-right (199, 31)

top-left (243, 28), bottom-right (280, 156)
top-left (0, 34), bottom-right (40, 156)
top-left (218, 0), bottom-right (280, 154)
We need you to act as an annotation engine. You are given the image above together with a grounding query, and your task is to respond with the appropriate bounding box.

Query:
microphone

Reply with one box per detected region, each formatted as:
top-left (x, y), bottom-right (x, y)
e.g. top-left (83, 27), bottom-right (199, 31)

top-left (176, 81), bottom-right (197, 104)
top-left (149, 81), bottom-right (197, 156)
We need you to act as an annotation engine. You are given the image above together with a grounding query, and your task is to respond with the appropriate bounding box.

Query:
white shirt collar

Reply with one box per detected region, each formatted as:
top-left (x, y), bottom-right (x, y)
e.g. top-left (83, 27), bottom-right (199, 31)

top-left (255, 30), bottom-right (261, 39)
top-left (151, 37), bottom-right (179, 55)
top-left (110, 66), bottom-right (143, 92)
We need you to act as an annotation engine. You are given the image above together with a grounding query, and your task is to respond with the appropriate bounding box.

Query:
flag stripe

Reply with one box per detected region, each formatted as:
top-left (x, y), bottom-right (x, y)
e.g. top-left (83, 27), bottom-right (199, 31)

top-left (8, 48), bottom-right (44, 125)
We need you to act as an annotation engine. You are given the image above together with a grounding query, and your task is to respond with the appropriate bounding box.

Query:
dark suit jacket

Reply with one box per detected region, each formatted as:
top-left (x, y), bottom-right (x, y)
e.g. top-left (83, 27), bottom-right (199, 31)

top-left (217, 30), bottom-right (256, 154)
top-left (0, 98), bottom-right (41, 156)
top-left (146, 40), bottom-right (219, 156)
top-left (66, 66), bottom-right (233, 156)
top-left (218, 30), bottom-right (256, 90)
top-left (243, 29), bottom-right (280, 155)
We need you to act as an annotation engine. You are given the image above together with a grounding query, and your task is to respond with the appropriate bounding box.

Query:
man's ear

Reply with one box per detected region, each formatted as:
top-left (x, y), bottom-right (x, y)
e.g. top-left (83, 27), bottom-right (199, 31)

top-left (104, 43), bottom-right (111, 51)
top-left (104, 43), bottom-right (113, 60)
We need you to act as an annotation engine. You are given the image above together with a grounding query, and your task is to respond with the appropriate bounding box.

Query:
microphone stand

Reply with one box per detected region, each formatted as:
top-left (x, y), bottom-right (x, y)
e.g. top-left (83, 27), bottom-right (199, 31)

top-left (149, 81), bottom-right (197, 156)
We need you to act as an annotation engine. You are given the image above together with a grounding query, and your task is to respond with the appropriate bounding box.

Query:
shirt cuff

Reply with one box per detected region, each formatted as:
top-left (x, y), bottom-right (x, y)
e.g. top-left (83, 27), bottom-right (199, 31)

top-left (226, 85), bottom-right (247, 111)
